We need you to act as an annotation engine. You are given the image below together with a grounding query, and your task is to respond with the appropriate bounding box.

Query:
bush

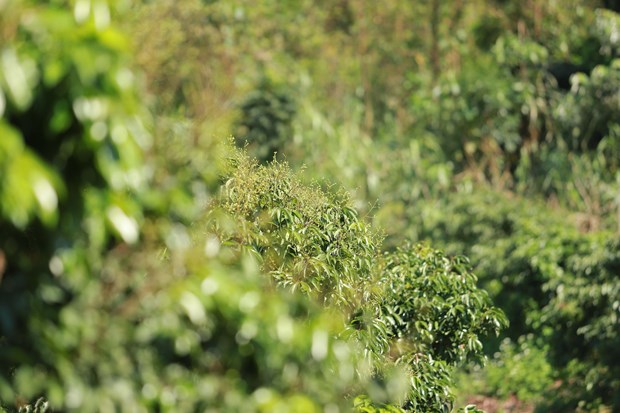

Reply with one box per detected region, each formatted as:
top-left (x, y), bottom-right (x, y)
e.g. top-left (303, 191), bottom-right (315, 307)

top-left (0, 1), bottom-right (150, 403)
top-left (0, 2), bottom-right (369, 411)
top-left (211, 153), bottom-right (506, 411)
top-left (456, 336), bottom-right (554, 404)
top-left (235, 78), bottom-right (297, 163)
top-left (411, 189), bottom-right (620, 411)
top-left (0, 2), bottom-right (506, 412)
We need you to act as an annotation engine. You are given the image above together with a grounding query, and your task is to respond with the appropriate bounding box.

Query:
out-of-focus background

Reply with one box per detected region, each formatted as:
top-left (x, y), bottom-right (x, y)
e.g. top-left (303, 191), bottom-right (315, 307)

top-left (1, 0), bottom-right (620, 412)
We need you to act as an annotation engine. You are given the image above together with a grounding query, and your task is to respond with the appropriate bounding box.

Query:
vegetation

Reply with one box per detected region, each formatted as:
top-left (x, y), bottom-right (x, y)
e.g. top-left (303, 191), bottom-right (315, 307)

top-left (1, 0), bottom-right (620, 412)
top-left (210, 154), bottom-right (505, 410)
top-left (412, 190), bottom-right (620, 411)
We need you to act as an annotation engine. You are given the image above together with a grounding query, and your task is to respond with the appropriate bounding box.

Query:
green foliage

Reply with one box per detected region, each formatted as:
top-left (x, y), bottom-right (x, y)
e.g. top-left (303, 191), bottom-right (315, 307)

top-left (457, 336), bottom-right (554, 404)
top-left (216, 153), bottom-right (380, 309)
top-left (130, 0), bottom-right (238, 125)
top-left (402, 5), bottom-right (620, 232)
top-left (213, 152), bottom-right (506, 411)
top-left (180, 1), bottom-right (620, 411)
top-left (0, 2), bottom-right (372, 412)
top-left (472, 15), bottom-right (505, 50)
top-left (235, 79), bottom-right (297, 162)
top-left (0, 1), bottom-right (150, 402)
top-left (353, 395), bottom-right (405, 413)
top-left (9, 0), bottom-right (620, 412)
top-left (412, 189), bottom-right (620, 411)
top-left (381, 246), bottom-right (507, 366)
top-left (0, 0), bottom-right (148, 233)
top-left (553, 59), bottom-right (620, 153)
top-left (594, 8), bottom-right (620, 58)
top-left (410, 55), bottom-right (524, 170)
top-left (1, 237), bottom-right (374, 412)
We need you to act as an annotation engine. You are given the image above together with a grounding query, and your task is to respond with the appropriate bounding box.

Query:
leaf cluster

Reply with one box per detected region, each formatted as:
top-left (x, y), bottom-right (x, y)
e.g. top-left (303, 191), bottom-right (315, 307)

top-left (212, 152), bottom-right (506, 411)
top-left (0, 2), bottom-right (367, 412)
top-left (235, 79), bottom-right (297, 163)
top-left (414, 189), bottom-right (620, 411)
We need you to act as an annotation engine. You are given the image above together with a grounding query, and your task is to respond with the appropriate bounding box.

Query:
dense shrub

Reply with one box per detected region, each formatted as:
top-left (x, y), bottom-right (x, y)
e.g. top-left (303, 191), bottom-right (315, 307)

top-left (0, 0), bottom-right (150, 400)
top-left (404, 7), bottom-right (620, 230)
top-left (455, 336), bottom-right (554, 405)
top-left (0, 2), bottom-right (369, 411)
top-left (121, 1), bottom-right (620, 411)
top-left (216, 154), bottom-right (380, 308)
top-left (381, 246), bottom-right (505, 366)
top-left (379, 245), bottom-right (507, 411)
top-left (235, 79), bottom-right (297, 163)
top-left (0, 3), bottom-right (506, 412)
top-left (412, 189), bottom-right (620, 411)
top-left (211, 153), bottom-right (506, 411)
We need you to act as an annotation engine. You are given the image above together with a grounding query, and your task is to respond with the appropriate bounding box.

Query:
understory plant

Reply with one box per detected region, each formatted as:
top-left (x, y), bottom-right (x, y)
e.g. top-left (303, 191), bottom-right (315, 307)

top-left (209, 153), bottom-right (507, 411)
